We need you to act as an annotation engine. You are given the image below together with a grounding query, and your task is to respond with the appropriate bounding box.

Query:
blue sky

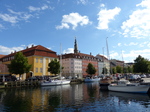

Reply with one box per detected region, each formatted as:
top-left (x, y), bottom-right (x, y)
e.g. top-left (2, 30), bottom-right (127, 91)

top-left (0, 0), bottom-right (150, 63)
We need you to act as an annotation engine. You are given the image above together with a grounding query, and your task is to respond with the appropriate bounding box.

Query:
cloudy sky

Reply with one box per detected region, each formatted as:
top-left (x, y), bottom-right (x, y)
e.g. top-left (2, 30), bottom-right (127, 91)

top-left (0, 0), bottom-right (150, 62)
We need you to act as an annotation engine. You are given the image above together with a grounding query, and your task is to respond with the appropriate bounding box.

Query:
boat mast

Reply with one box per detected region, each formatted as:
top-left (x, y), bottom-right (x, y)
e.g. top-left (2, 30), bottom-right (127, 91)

top-left (102, 47), bottom-right (105, 76)
top-left (121, 50), bottom-right (124, 74)
top-left (60, 43), bottom-right (62, 78)
top-left (106, 37), bottom-right (111, 75)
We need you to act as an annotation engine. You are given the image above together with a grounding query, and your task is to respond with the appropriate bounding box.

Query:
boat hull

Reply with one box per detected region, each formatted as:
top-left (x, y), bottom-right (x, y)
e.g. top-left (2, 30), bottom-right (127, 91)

top-left (108, 85), bottom-right (149, 93)
top-left (41, 80), bottom-right (71, 86)
top-left (84, 78), bottom-right (101, 82)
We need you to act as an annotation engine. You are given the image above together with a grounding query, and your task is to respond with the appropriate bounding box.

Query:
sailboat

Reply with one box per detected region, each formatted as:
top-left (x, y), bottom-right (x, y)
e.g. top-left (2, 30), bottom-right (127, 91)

top-left (99, 37), bottom-right (113, 90)
top-left (41, 44), bottom-right (71, 86)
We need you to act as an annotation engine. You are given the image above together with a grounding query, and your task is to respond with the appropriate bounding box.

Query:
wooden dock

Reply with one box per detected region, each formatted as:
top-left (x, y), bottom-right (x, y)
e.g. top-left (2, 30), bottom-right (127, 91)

top-left (2, 81), bottom-right (40, 88)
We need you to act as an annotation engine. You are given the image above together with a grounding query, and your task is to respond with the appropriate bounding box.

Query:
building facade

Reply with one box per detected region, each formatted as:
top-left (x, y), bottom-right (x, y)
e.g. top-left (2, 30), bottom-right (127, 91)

top-left (0, 45), bottom-right (58, 79)
top-left (61, 38), bottom-right (100, 78)
top-left (96, 54), bottom-right (110, 75)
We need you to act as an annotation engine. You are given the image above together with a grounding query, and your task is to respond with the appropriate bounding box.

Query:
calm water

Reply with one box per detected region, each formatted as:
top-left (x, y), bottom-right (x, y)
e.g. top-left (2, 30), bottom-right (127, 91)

top-left (0, 82), bottom-right (150, 112)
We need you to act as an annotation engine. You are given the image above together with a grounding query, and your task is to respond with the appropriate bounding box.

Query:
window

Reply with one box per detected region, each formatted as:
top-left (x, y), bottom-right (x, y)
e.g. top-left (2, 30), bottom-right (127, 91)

top-left (36, 58), bottom-right (38, 63)
top-left (40, 68), bottom-right (43, 73)
top-left (40, 58), bottom-right (43, 63)
top-left (36, 68), bottom-right (38, 73)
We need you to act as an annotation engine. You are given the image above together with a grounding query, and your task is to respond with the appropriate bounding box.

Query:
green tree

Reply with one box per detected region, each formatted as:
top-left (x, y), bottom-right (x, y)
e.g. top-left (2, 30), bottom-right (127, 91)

top-left (86, 63), bottom-right (96, 76)
top-left (8, 52), bottom-right (32, 80)
top-left (102, 67), bottom-right (108, 74)
top-left (48, 58), bottom-right (60, 75)
top-left (112, 67), bottom-right (117, 74)
top-left (127, 66), bottom-right (133, 73)
top-left (133, 55), bottom-right (150, 73)
top-left (123, 67), bottom-right (128, 73)
top-left (116, 66), bottom-right (123, 73)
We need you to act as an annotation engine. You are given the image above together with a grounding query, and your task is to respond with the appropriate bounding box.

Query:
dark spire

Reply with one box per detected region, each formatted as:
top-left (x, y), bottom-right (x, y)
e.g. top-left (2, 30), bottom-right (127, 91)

top-left (74, 37), bottom-right (78, 54)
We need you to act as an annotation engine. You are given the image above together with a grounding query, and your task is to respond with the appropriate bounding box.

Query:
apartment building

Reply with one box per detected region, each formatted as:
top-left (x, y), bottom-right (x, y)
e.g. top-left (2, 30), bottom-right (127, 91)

top-left (0, 45), bottom-right (58, 79)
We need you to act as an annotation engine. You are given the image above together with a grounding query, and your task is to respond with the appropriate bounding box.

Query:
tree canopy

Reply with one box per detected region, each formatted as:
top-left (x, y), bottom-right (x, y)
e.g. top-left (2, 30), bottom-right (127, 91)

top-left (86, 63), bottom-right (96, 76)
top-left (48, 58), bottom-right (60, 75)
top-left (133, 55), bottom-right (150, 73)
top-left (8, 52), bottom-right (32, 79)
top-left (102, 67), bottom-right (108, 74)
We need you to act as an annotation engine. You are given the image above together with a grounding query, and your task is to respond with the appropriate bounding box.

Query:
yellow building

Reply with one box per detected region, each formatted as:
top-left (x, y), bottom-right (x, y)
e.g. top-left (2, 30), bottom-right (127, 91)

top-left (0, 45), bottom-right (58, 80)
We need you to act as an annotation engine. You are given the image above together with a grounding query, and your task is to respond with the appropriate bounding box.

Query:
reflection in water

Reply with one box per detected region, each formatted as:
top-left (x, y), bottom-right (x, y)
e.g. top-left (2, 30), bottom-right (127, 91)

top-left (0, 83), bottom-right (150, 112)
top-left (109, 91), bottom-right (150, 108)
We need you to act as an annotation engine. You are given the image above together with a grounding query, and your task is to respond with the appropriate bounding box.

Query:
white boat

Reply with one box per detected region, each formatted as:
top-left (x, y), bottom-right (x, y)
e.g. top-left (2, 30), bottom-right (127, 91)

top-left (84, 76), bottom-right (101, 82)
top-left (41, 79), bottom-right (71, 86)
top-left (41, 44), bottom-right (71, 86)
top-left (108, 79), bottom-right (149, 94)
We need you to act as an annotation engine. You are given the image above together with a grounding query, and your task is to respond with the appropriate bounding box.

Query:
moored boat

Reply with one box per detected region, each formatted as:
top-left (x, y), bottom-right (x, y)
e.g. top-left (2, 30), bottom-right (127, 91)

top-left (41, 79), bottom-right (71, 86)
top-left (108, 79), bottom-right (149, 94)
top-left (99, 77), bottom-right (114, 90)
top-left (84, 76), bottom-right (101, 82)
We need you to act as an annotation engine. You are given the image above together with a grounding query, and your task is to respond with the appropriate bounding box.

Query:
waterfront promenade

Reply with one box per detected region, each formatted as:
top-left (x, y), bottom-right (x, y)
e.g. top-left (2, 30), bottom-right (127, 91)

top-left (0, 79), bottom-right (83, 88)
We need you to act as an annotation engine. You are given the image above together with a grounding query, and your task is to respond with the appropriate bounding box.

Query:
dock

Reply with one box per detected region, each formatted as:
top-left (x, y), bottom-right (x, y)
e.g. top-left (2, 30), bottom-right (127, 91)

top-left (1, 81), bottom-right (40, 88)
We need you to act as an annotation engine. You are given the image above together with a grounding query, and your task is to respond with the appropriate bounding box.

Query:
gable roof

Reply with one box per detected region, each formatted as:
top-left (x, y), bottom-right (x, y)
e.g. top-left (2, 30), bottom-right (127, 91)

top-left (61, 52), bottom-right (100, 61)
top-left (0, 45), bottom-right (58, 61)
top-left (0, 54), bottom-right (5, 58)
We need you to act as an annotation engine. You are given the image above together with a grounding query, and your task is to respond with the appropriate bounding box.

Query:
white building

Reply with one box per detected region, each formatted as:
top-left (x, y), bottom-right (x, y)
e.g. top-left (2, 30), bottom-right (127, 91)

top-left (96, 54), bottom-right (110, 75)
top-left (62, 55), bottom-right (82, 78)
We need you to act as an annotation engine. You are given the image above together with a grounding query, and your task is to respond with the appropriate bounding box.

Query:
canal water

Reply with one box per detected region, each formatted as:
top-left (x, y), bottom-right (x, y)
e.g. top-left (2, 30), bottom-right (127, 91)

top-left (0, 82), bottom-right (150, 112)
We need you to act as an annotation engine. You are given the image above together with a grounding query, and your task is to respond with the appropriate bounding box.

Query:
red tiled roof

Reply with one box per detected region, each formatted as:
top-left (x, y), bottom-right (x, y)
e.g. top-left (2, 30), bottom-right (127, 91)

top-left (0, 54), bottom-right (5, 58)
top-left (0, 45), bottom-right (58, 61)
top-left (96, 54), bottom-right (108, 60)
top-left (61, 52), bottom-right (99, 61)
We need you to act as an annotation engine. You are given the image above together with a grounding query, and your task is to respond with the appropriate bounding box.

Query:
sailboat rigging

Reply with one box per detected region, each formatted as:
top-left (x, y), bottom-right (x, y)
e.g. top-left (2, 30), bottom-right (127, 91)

top-left (40, 44), bottom-right (71, 86)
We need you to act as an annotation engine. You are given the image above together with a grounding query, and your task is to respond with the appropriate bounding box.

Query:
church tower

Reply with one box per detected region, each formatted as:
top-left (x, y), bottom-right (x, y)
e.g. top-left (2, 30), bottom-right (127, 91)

top-left (74, 37), bottom-right (78, 54)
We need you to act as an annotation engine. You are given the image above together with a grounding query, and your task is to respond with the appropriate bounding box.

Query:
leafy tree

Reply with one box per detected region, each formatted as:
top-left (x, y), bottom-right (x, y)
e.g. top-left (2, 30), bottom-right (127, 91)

top-left (116, 66), bottom-right (123, 73)
top-left (102, 67), bottom-right (108, 74)
top-left (127, 66), bottom-right (133, 73)
top-left (123, 67), bottom-right (128, 73)
top-left (133, 55), bottom-right (150, 73)
top-left (8, 52), bottom-right (31, 80)
top-left (48, 58), bottom-right (60, 75)
top-left (86, 63), bottom-right (96, 76)
top-left (112, 67), bottom-right (117, 74)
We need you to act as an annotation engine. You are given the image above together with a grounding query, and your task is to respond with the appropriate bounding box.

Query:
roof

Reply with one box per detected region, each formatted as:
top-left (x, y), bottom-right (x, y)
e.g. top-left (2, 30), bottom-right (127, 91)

top-left (96, 54), bottom-right (108, 60)
top-left (61, 52), bottom-right (100, 61)
top-left (0, 45), bottom-right (58, 61)
top-left (0, 54), bottom-right (5, 58)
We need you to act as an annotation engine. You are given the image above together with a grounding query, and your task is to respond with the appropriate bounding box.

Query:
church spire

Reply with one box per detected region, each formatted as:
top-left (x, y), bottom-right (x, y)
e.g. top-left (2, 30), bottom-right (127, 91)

top-left (74, 37), bottom-right (78, 54)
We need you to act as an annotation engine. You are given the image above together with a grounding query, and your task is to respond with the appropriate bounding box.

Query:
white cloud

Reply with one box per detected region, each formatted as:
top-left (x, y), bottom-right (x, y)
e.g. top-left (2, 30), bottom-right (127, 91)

top-left (56, 12), bottom-right (91, 30)
top-left (28, 6), bottom-right (41, 12)
top-left (28, 5), bottom-right (49, 12)
top-left (0, 44), bottom-right (36, 55)
top-left (63, 48), bottom-right (74, 54)
top-left (97, 7), bottom-right (121, 30)
top-left (0, 13), bottom-right (18, 24)
top-left (124, 42), bottom-right (138, 46)
top-left (100, 4), bottom-right (105, 8)
top-left (118, 43), bottom-right (121, 46)
top-left (110, 48), bottom-right (150, 62)
top-left (136, 0), bottom-right (150, 8)
top-left (0, 45), bottom-right (24, 55)
top-left (121, 0), bottom-right (150, 39)
top-left (56, 23), bottom-right (70, 29)
top-left (77, 0), bottom-right (88, 5)
top-left (0, 24), bottom-right (4, 29)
